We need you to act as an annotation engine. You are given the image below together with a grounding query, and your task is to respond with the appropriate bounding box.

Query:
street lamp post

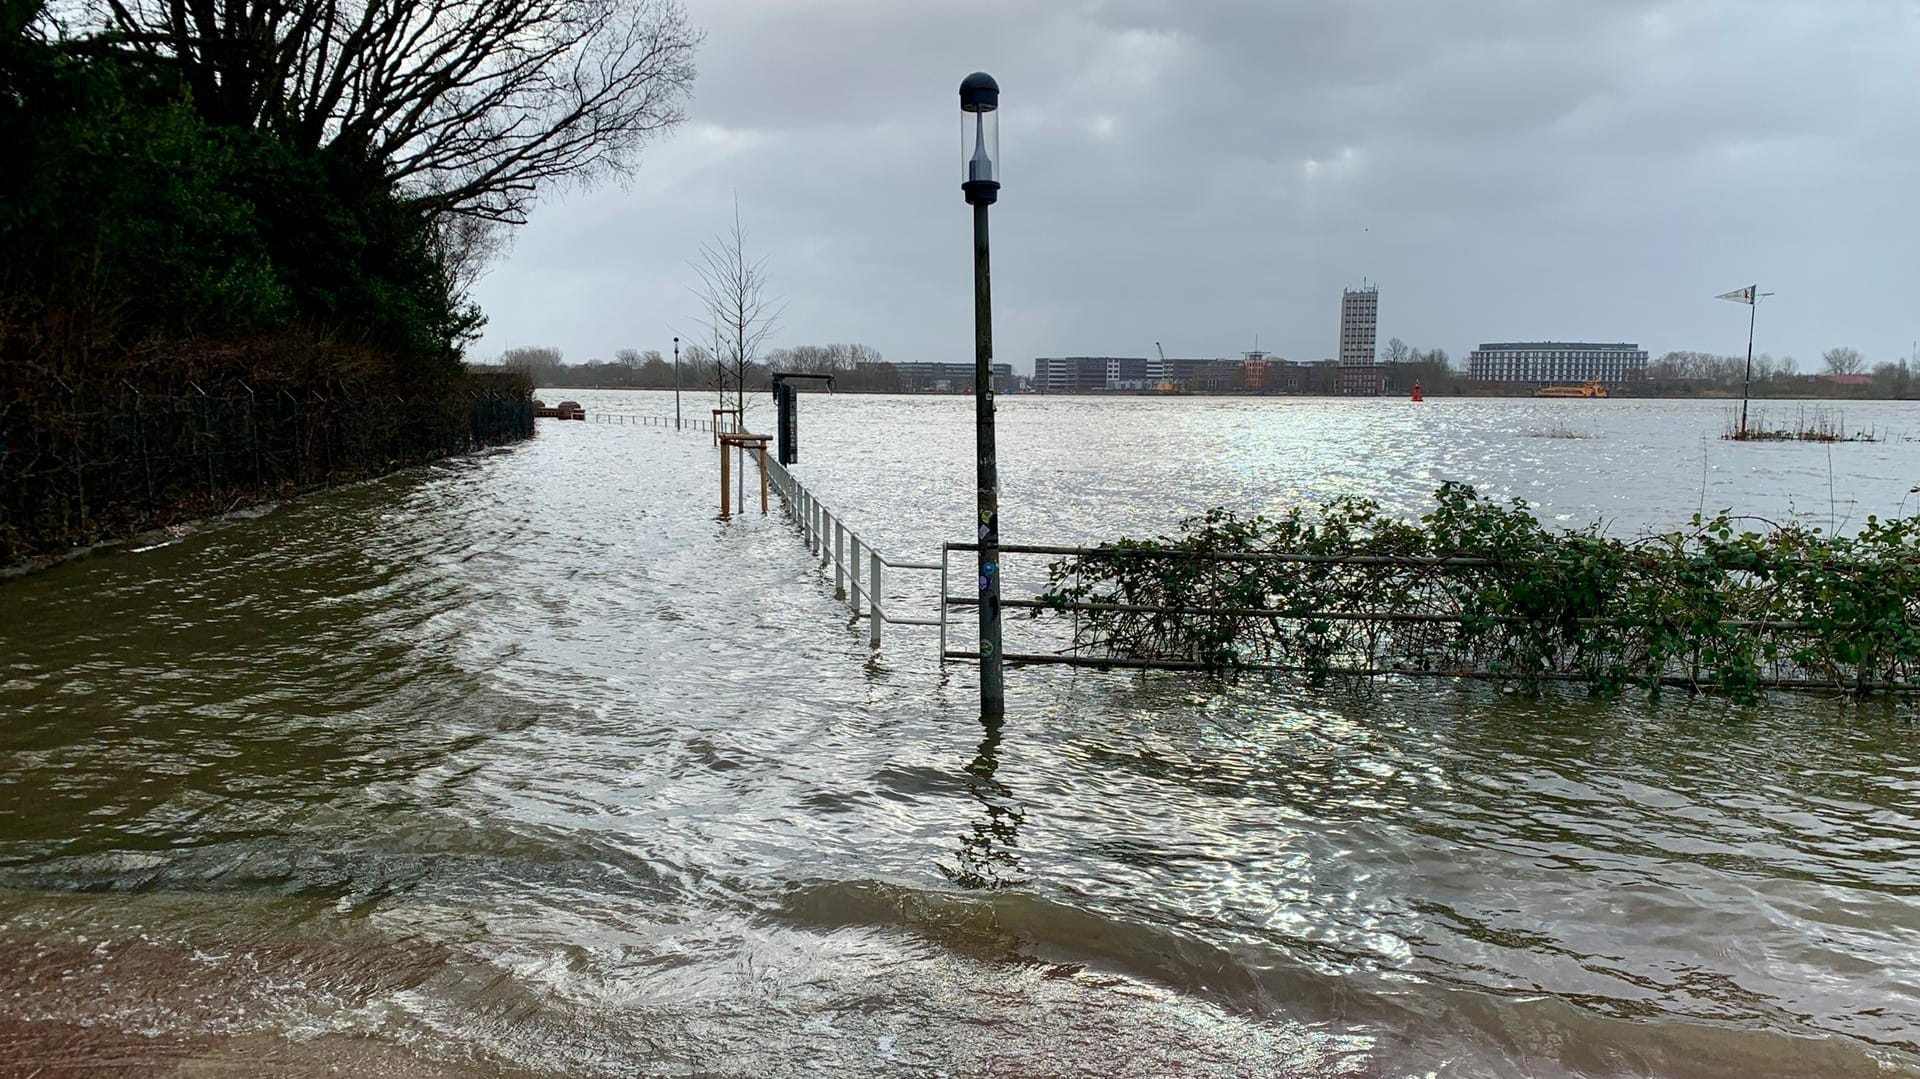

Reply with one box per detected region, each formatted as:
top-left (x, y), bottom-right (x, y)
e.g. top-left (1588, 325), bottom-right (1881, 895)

top-left (961, 71), bottom-right (1003, 723)
top-left (673, 336), bottom-right (682, 431)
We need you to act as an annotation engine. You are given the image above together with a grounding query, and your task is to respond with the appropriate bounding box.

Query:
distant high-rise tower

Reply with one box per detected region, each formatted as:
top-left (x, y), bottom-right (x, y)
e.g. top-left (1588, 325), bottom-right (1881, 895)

top-left (1339, 285), bottom-right (1378, 367)
top-left (1337, 285), bottom-right (1383, 395)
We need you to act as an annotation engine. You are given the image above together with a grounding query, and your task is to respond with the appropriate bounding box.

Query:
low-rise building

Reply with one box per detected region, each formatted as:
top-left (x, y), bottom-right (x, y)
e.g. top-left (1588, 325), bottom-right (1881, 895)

top-left (1161, 357), bottom-right (1245, 391)
top-left (1034, 356), bottom-right (1119, 393)
top-left (1337, 363), bottom-right (1386, 396)
top-left (890, 360), bottom-right (1015, 392)
top-left (1467, 342), bottom-right (1648, 385)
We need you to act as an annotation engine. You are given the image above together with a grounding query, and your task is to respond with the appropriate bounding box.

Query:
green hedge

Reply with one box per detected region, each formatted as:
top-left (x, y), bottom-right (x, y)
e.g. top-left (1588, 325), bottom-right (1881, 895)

top-left (1038, 484), bottom-right (1920, 699)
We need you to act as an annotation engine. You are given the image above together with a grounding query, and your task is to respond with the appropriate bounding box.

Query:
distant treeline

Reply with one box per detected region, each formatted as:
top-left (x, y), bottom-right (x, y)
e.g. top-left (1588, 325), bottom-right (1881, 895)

top-left (1637, 349), bottom-right (1919, 399)
top-left (485, 342), bottom-right (1920, 401)
top-left (491, 344), bottom-right (911, 393)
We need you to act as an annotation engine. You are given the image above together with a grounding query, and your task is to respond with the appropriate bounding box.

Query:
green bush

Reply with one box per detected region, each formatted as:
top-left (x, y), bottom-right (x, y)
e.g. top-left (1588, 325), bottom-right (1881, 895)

top-left (1038, 484), bottom-right (1920, 699)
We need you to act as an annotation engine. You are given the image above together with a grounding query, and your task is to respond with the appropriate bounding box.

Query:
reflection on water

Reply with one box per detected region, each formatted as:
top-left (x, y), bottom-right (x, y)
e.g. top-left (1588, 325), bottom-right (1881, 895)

top-left (2, 395), bottom-right (1918, 1077)
top-left (939, 717), bottom-right (1026, 890)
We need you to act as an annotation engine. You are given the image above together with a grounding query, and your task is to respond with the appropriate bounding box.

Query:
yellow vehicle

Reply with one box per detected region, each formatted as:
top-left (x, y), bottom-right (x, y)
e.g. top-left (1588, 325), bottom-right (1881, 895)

top-left (1534, 380), bottom-right (1609, 399)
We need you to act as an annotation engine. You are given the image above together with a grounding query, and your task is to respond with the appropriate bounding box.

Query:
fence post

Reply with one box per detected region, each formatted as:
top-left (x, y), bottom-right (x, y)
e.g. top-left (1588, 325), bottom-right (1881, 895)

top-left (192, 383), bottom-right (214, 500)
top-left (128, 386), bottom-right (154, 516)
top-left (241, 382), bottom-right (262, 489)
top-left (285, 391), bottom-right (304, 486)
top-left (850, 535), bottom-right (864, 612)
top-left (820, 510), bottom-right (832, 570)
top-left (869, 551), bottom-right (883, 648)
top-left (834, 521), bottom-right (846, 598)
top-left (939, 542), bottom-right (950, 663)
top-left (319, 394), bottom-right (334, 484)
top-left (62, 383), bottom-right (86, 532)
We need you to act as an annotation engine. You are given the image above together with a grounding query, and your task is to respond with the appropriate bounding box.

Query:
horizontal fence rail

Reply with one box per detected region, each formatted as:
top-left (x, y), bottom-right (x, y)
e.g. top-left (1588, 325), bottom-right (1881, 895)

top-left (934, 540), bottom-right (1920, 695)
top-left (760, 453), bottom-right (944, 652)
top-left (582, 412), bottom-right (722, 432)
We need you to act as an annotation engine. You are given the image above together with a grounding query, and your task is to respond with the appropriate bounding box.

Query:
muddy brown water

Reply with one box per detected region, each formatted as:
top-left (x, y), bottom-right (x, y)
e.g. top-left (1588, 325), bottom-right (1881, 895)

top-left (3, 393), bottom-right (1918, 1076)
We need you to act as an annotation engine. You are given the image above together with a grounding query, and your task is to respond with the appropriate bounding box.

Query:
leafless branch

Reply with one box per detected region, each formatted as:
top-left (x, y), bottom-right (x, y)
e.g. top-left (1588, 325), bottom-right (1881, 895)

top-left (79, 0), bottom-right (699, 224)
top-left (689, 197), bottom-right (784, 422)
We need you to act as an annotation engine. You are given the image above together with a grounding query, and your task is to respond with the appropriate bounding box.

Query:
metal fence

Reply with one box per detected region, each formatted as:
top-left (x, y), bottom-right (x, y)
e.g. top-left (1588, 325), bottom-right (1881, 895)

top-left (761, 453), bottom-right (946, 650)
top-left (939, 540), bottom-right (1920, 695)
top-left (1, 389), bottom-right (533, 564)
top-left (585, 412), bottom-right (723, 432)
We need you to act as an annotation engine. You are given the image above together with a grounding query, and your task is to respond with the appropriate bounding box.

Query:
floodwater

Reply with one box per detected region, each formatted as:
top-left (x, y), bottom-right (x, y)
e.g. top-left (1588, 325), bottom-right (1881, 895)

top-left (3, 392), bottom-right (1918, 1077)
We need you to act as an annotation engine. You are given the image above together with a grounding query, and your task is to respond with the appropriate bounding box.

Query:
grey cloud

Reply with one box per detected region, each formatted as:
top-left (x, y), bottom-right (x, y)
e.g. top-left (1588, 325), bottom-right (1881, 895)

top-left (472, 0), bottom-right (1920, 372)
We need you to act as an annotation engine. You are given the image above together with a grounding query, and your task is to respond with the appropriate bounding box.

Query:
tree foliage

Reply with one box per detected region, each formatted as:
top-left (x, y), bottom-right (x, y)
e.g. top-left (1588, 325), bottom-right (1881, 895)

top-left (76, 0), bottom-right (699, 223)
top-left (1, 0), bottom-right (696, 398)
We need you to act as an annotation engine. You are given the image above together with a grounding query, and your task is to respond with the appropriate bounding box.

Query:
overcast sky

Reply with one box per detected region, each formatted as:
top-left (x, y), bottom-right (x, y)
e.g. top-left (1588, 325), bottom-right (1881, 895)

top-left (469, 0), bottom-right (1920, 375)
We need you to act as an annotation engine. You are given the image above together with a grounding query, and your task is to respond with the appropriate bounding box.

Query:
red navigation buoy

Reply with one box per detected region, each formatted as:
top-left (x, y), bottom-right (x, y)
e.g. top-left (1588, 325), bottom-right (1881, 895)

top-left (1411, 382), bottom-right (1424, 402)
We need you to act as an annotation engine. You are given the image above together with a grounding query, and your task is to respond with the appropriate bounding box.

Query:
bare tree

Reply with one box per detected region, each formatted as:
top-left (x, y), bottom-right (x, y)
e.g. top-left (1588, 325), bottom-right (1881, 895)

top-left (1778, 355), bottom-right (1799, 377)
top-left (427, 213), bottom-right (512, 307)
top-left (501, 345), bottom-right (563, 385)
top-left (81, 0), bottom-right (702, 224)
top-left (1381, 337), bottom-right (1411, 364)
top-left (1822, 346), bottom-right (1865, 375)
top-left (691, 199), bottom-right (783, 424)
top-left (678, 342), bottom-right (715, 401)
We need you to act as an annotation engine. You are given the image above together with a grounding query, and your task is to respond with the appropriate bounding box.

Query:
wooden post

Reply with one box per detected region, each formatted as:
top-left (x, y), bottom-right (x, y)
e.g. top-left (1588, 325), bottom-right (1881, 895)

top-left (719, 436), bottom-right (732, 519)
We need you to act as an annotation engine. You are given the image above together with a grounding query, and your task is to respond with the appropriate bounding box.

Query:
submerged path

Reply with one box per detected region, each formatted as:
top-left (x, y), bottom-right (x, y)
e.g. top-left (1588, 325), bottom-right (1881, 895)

top-left (2, 409), bottom-right (1918, 1077)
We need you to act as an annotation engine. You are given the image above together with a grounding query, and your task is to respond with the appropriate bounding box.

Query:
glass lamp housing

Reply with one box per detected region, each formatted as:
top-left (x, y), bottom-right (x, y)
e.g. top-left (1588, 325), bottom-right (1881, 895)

top-left (963, 107), bottom-right (998, 185)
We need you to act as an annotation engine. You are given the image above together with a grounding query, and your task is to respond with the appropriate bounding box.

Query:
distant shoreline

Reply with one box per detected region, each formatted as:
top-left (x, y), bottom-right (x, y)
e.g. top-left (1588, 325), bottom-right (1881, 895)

top-left (534, 384), bottom-right (1920, 402)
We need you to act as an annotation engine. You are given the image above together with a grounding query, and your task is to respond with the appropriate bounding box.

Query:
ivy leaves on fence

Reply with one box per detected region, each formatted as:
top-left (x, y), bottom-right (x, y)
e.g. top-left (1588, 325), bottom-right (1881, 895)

top-left (1035, 483), bottom-right (1920, 699)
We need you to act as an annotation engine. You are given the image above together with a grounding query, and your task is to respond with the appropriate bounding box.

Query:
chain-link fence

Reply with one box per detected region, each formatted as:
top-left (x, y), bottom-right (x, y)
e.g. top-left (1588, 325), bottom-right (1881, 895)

top-left (1, 389), bottom-right (533, 564)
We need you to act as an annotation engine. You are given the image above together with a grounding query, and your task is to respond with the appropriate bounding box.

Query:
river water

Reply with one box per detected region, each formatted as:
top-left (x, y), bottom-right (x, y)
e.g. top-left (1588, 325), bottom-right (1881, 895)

top-left (3, 392), bottom-right (1918, 1077)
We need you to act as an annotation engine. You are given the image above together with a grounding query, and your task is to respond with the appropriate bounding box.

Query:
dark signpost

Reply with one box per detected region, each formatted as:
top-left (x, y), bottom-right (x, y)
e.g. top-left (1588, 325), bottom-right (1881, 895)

top-left (960, 71), bottom-right (1003, 723)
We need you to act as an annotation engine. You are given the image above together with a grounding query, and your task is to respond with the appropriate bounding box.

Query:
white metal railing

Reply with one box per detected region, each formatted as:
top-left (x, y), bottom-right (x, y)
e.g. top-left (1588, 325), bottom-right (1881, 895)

top-left (762, 454), bottom-right (945, 651)
top-left (585, 412), bottom-right (720, 431)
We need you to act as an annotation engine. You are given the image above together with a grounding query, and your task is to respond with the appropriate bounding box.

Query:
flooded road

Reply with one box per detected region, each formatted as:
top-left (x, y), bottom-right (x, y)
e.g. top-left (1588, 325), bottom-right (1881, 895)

top-left (3, 394), bottom-right (1918, 1076)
